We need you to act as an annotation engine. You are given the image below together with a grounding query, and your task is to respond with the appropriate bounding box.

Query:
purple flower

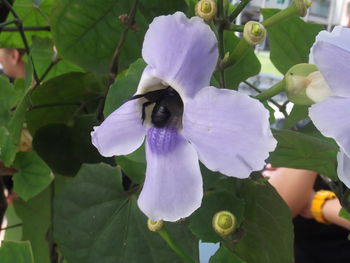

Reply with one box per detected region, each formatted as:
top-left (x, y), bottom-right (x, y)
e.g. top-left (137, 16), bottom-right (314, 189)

top-left (308, 26), bottom-right (350, 187)
top-left (91, 12), bottom-right (276, 221)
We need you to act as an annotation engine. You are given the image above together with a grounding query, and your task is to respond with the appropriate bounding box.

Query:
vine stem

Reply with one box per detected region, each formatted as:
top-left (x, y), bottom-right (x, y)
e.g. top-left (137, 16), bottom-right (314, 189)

top-left (0, 223), bottom-right (23, 231)
top-left (228, 0), bottom-right (251, 22)
top-left (109, 0), bottom-right (139, 84)
top-left (244, 80), bottom-right (288, 117)
top-left (262, 1), bottom-right (300, 27)
top-left (219, 37), bottom-right (250, 70)
top-left (254, 80), bottom-right (285, 101)
top-left (0, 18), bottom-right (17, 27)
top-left (1, 26), bottom-right (50, 32)
top-left (158, 228), bottom-right (196, 263)
top-left (1, 0), bottom-right (40, 84)
top-left (217, 0), bottom-right (226, 89)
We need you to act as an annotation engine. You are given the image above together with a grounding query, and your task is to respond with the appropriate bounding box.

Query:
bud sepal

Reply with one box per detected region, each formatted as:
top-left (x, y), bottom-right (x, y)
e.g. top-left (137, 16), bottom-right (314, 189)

top-left (195, 0), bottom-right (217, 21)
top-left (212, 210), bottom-right (237, 237)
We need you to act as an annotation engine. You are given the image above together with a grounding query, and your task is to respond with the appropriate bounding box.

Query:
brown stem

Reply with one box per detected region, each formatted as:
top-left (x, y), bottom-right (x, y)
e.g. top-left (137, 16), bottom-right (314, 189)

top-left (0, 177), bottom-right (7, 228)
top-left (108, 0), bottom-right (139, 85)
top-left (1, 25), bottom-right (50, 32)
top-left (1, 0), bottom-right (40, 84)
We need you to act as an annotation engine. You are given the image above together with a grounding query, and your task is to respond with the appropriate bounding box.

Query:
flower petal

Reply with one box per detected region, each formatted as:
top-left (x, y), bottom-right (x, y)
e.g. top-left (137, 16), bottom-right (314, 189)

top-left (141, 12), bottom-right (218, 98)
top-left (310, 26), bottom-right (350, 63)
top-left (91, 100), bottom-right (145, 157)
top-left (309, 96), bottom-right (350, 157)
top-left (183, 87), bottom-right (277, 178)
top-left (337, 150), bottom-right (350, 189)
top-left (312, 41), bottom-right (350, 98)
top-left (138, 126), bottom-right (203, 222)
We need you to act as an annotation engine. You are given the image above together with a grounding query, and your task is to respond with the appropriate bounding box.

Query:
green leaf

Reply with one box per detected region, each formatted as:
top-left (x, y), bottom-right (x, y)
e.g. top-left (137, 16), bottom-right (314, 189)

top-left (50, 0), bottom-right (187, 74)
top-left (216, 178), bottom-right (294, 263)
top-left (0, 127), bottom-right (17, 166)
top-left (116, 145), bottom-right (146, 184)
top-left (261, 8), bottom-right (323, 74)
top-left (270, 129), bottom-right (338, 180)
top-left (104, 59), bottom-right (146, 116)
top-left (30, 36), bottom-right (84, 82)
top-left (50, 0), bottom-right (146, 74)
top-left (12, 151), bottom-right (53, 201)
top-left (189, 191), bottom-right (245, 243)
top-left (282, 104), bottom-right (309, 129)
top-left (210, 246), bottom-right (246, 263)
top-left (138, 1), bottom-right (187, 20)
top-left (0, 241), bottom-right (34, 263)
top-left (14, 186), bottom-right (51, 263)
top-left (0, 0), bottom-right (52, 48)
top-left (33, 115), bottom-right (113, 176)
top-left (26, 72), bottom-right (106, 135)
top-left (54, 163), bottom-right (198, 263)
top-left (223, 32), bottom-right (261, 90)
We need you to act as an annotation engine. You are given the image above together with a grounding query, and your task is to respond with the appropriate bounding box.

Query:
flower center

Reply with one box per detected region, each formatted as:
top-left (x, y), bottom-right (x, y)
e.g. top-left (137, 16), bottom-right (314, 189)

top-left (130, 86), bottom-right (184, 128)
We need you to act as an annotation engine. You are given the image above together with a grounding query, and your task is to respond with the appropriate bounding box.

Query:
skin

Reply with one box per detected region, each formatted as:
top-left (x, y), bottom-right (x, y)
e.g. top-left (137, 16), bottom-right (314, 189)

top-left (0, 48), bottom-right (26, 79)
top-left (263, 165), bottom-right (350, 230)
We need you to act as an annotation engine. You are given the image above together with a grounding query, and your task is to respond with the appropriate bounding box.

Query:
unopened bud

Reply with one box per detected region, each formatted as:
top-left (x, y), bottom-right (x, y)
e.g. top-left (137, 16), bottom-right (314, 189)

top-left (212, 210), bottom-right (236, 236)
top-left (293, 0), bottom-right (311, 17)
top-left (195, 0), bottom-right (217, 21)
top-left (147, 219), bottom-right (164, 232)
top-left (285, 63), bottom-right (331, 104)
top-left (17, 127), bottom-right (33, 152)
top-left (243, 21), bottom-right (266, 45)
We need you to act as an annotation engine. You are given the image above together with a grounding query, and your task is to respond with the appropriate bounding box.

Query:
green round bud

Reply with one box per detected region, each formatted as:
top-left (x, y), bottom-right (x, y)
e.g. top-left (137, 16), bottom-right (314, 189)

top-left (285, 63), bottom-right (325, 105)
top-left (147, 219), bottom-right (164, 232)
top-left (212, 210), bottom-right (237, 236)
top-left (243, 21), bottom-right (266, 45)
top-left (293, 0), bottom-right (311, 17)
top-left (195, 0), bottom-right (217, 21)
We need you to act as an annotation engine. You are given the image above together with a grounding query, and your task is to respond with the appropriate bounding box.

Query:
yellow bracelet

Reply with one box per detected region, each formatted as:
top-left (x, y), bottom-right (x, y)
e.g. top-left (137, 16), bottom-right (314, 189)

top-left (310, 190), bottom-right (336, 224)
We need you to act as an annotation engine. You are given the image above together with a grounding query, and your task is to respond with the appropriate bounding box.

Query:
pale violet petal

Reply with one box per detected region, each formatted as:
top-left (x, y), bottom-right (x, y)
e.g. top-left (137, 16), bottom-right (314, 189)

top-left (309, 97), bottom-right (350, 157)
top-left (337, 150), bottom-right (350, 189)
top-left (312, 42), bottom-right (350, 98)
top-left (142, 12), bottom-right (218, 99)
top-left (91, 100), bottom-right (145, 157)
top-left (182, 87), bottom-right (277, 178)
top-left (138, 126), bottom-right (203, 222)
top-left (310, 26), bottom-right (350, 63)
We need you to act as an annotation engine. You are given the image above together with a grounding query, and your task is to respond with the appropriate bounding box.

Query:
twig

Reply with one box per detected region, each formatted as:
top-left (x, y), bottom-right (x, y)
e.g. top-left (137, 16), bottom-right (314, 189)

top-left (244, 80), bottom-right (288, 118)
top-left (1, 25), bottom-right (50, 32)
top-left (0, 223), bottom-right (23, 231)
top-left (28, 102), bottom-right (82, 111)
top-left (39, 58), bottom-right (61, 83)
top-left (217, 0), bottom-right (226, 89)
top-left (229, 0), bottom-right (251, 22)
top-left (0, 161), bottom-right (18, 176)
top-left (0, 177), bottom-right (7, 229)
top-left (1, 0), bottom-right (40, 84)
top-left (109, 0), bottom-right (139, 84)
top-left (0, 18), bottom-right (17, 27)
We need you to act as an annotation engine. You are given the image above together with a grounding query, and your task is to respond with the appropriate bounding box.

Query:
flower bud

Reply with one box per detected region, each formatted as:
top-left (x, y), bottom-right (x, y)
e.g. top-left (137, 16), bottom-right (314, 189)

top-left (285, 63), bottom-right (332, 104)
top-left (147, 219), bottom-right (164, 232)
top-left (293, 0), bottom-right (311, 17)
top-left (195, 0), bottom-right (217, 21)
top-left (17, 127), bottom-right (33, 152)
top-left (212, 210), bottom-right (236, 236)
top-left (243, 21), bottom-right (266, 45)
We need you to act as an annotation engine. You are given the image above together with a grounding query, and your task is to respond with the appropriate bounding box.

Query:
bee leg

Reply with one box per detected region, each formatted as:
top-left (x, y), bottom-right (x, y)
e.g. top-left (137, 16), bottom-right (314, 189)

top-left (141, 101), bottom-right (154, 124)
